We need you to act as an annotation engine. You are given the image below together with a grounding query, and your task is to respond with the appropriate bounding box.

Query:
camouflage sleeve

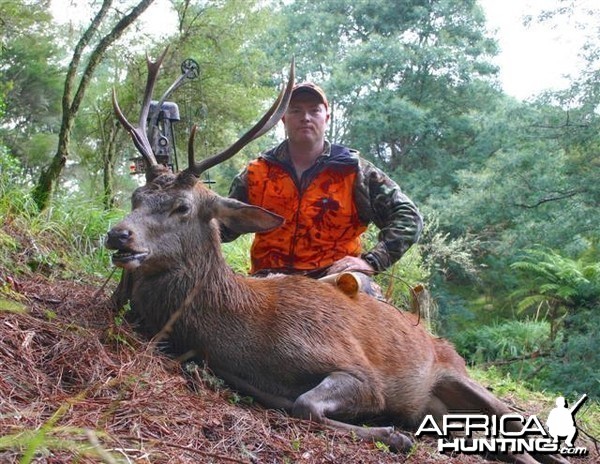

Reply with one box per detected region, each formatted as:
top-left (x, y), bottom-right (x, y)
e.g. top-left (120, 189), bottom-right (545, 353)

top-left (355, 158), bottom-right (423, 272)
top-left (220, 167), bottom-right (249, 243)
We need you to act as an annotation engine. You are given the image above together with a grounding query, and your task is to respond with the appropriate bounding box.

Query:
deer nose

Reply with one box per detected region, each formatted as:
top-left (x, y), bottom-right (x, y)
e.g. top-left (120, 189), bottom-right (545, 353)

top-left (106, 227), bottom-right (132, 248)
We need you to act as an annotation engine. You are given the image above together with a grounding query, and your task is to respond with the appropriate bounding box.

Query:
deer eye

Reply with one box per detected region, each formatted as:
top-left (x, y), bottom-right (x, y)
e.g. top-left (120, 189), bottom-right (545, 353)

top-left (172, 203), bottom-right (191, 216)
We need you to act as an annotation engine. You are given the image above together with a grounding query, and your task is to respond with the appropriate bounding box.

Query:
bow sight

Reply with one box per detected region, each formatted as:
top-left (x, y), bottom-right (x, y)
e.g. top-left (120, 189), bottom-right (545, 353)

top-left (129, 58), bottom-right (200, 175)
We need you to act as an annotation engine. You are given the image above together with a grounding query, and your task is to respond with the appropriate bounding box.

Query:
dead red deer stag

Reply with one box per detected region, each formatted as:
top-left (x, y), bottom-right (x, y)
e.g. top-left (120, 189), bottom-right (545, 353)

top-left (106, 50), bottom-right (569, 464)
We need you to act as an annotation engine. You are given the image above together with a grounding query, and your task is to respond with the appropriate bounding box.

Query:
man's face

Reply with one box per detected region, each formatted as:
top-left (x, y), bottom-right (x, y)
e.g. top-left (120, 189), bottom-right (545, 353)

top-left (283, 92), bottom-right (329, 146)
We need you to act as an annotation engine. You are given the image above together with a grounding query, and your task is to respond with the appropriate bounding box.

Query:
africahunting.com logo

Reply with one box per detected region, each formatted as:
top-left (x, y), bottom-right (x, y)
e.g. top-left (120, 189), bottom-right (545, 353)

top-left (416, 394), bottom-right (589, 457)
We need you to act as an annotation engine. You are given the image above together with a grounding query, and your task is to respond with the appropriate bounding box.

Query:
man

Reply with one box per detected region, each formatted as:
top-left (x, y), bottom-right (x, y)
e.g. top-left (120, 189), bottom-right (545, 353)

top-left (221, 82), bottom-right (423, 282)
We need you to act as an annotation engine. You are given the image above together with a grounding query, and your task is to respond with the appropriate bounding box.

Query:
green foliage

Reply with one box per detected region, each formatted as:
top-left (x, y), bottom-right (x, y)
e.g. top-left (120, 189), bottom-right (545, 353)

top-left (418, 209), bottom-right (481, 280)
top-left (0, 1), bottom-right (63, 172)
top-left (470, 364), bottom-right (600, 439)
top-left (430, 94), bottom-right (600, 356)
top-left (0, 396), bottom-right (118, 463)
top-left (510, 247), bottom-right (600, 340)
top-left (468, 365), bottom-right (549, 403)
top-left (0, 146), bottom-right (21, 188)
top-left (0, 427), bottom-right (117, 464)
top-left (0, 297), bottom-right (27, 314)
top-left (544, 307), bottom-right (600, 398)
top-left (453, 319), bottom-right (551, 365)
top-left (359, 223), bottom-right (428, 310)
top-left (450, 247), bottom-right (600, 396)
top-left (429, 283), bottom-right (475, 336)
top-left (374, 440), bottom-right (391, 453)
top-left (452, 310), bottom-right (600, 397)
top-left (438, 104), bottom-right (598, 255)
top-left (222, 233), bottom-right (253, 274)
top-left (512, 248), bottom-right (600, 307)
top-left (0, 164), bottom-right (122, 279)
top-left (156, 0), bottom-right (283, 195)
top-left (290, 436), bottom-right (302, 452)
top-left (184, 361), bottom-right (226, 391)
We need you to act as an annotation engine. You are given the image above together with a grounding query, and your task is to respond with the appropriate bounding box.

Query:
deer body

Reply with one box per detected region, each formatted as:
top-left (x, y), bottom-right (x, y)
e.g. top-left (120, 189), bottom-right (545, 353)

top-left (119, 183), bottom-right (443, 418)
top-left (107, 51), bottom-right (568, 463)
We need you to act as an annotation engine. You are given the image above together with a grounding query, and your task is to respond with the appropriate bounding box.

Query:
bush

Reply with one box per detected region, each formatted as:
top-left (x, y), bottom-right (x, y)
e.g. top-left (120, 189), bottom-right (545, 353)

top-left (542, 307), bottom-right (600, 397)
top-left (452, 314), bottom-right (600, 398)
top-left (453, 319), bottom-right (551, 365)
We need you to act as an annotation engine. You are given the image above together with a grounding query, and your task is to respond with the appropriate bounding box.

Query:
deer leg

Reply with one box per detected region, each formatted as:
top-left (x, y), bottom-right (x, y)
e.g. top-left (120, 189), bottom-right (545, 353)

top-left (292, 371), bottom-right (413, 452)
top-left (432, 376), bottom-right (569, 464)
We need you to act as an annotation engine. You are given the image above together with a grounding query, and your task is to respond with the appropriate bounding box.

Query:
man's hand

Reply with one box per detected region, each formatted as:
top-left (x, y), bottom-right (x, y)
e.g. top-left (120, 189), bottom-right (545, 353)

top-left (327, 256), bottom-right (374, 275)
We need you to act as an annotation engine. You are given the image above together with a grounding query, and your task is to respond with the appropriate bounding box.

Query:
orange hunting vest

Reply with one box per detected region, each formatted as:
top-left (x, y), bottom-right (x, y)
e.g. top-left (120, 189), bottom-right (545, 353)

top-left (247, 153), bottom-right (367, 274)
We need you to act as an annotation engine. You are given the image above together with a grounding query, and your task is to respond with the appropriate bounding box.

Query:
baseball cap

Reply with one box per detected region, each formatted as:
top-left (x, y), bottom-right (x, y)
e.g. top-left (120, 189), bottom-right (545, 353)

top-left (291, 82), bottom-right (329, 111)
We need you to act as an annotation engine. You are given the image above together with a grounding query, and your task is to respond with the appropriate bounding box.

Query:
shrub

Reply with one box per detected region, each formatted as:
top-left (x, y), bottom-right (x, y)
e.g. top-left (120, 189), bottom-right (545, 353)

top-left (453, 319), bottom-right (551, 365)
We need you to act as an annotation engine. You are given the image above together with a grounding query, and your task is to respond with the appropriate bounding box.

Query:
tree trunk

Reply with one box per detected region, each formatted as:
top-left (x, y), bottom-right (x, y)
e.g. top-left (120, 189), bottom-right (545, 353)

top-left (32, 121), bottom-right (71, 209)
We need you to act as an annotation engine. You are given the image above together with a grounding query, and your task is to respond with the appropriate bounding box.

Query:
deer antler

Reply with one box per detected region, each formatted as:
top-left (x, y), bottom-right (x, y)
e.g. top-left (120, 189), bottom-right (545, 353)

top-left (112, 47), bottom-right (170, 179)
top-left (187, 58), bottom-right (295, 177)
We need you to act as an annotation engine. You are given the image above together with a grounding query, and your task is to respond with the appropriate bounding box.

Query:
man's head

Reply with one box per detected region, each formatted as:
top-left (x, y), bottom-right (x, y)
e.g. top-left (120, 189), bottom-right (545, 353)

top-left (283, 82), bottom-right (330, 148)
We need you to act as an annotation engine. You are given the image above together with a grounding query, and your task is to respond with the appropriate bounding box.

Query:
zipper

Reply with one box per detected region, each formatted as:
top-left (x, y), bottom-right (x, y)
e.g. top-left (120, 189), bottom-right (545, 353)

top-left (288, 161), bottom-right (332, 268)
top-left (262, 150), bottom-right (356, 270)
top-left (288, 188), bottom-right (303, 268)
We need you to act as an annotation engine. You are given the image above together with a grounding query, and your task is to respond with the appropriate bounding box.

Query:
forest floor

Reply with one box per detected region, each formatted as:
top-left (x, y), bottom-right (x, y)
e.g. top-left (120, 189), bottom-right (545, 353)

top-left (0, 221), bottom-right (597, 463)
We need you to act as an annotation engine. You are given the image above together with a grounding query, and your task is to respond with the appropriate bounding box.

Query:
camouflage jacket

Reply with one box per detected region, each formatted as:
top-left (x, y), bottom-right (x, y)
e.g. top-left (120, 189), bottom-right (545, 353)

top-left (222, 140), bottom-right (423, 273)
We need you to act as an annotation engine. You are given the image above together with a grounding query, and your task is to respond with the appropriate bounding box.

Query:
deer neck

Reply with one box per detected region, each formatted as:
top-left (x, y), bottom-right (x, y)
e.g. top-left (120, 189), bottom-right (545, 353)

top-left (132, 223), bottom-right (256, 319)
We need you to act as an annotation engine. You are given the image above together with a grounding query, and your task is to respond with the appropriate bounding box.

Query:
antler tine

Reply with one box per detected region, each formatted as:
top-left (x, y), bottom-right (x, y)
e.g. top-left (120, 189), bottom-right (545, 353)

top-left (112, 47), bottom-right (170, 170)
top-left (187, 58), bottom-right (295, 177)
top-left (188, 124), bottom-right (199, 170)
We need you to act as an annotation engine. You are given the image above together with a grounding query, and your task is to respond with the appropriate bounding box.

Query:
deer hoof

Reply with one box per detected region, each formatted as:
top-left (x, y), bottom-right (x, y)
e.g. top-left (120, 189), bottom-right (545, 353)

top-left (387, 431), bottom-right (413, 453)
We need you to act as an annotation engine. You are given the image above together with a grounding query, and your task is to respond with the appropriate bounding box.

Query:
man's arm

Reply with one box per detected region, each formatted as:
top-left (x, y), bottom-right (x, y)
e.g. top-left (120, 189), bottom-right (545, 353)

top-left (356, 159), bottom-right (423, 272)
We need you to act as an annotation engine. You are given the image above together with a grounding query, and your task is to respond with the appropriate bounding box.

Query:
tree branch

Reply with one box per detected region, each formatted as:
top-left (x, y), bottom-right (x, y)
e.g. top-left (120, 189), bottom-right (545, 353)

top-left (71, 0), bottom-right (156, 117)
top-left (514, 189), bottom-right (584, 208)
top-left (481, 350), bottom-right (550, 368)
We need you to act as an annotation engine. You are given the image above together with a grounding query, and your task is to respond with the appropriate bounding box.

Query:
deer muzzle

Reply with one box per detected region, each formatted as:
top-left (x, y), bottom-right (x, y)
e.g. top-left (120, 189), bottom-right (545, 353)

top-left (106, 227), bottom-right (149, 269)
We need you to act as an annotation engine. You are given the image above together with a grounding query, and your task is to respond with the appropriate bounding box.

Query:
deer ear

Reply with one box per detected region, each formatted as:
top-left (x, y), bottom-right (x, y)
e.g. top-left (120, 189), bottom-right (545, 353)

top-left (215, 197), bottom-right (284, 234)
